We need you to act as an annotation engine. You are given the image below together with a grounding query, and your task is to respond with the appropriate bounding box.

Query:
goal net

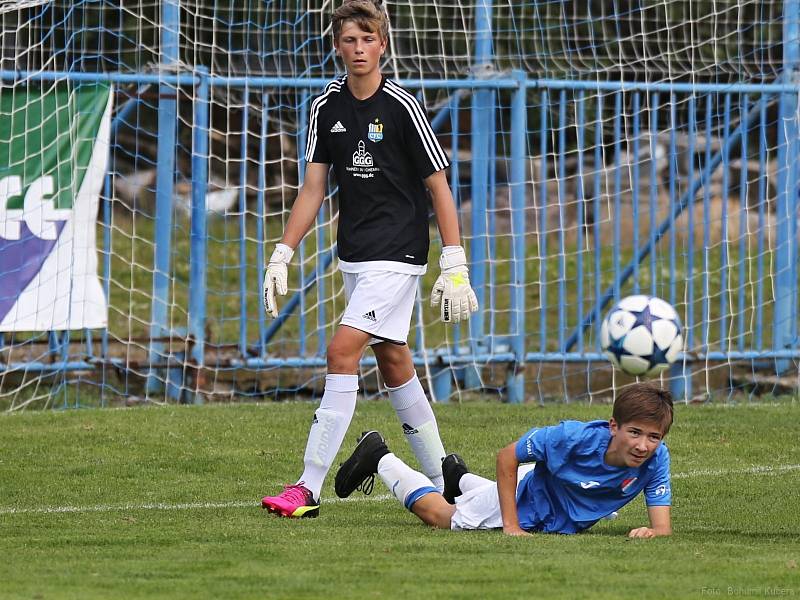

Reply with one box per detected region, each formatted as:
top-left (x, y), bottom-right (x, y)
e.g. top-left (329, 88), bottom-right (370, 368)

top-left (0, 1), bottom-right (796, 409)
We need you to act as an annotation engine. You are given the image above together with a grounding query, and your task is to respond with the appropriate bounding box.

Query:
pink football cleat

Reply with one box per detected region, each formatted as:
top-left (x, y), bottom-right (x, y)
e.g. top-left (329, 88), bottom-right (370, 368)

top-left (261, 483), bottom-right (319, 518)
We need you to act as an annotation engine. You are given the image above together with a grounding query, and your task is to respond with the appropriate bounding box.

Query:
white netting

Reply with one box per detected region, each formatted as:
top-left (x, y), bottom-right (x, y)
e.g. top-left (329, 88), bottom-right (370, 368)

top-left (0, 1), bottom-right (797, 409)
top-left (0, 1), bottom-right (50, 16)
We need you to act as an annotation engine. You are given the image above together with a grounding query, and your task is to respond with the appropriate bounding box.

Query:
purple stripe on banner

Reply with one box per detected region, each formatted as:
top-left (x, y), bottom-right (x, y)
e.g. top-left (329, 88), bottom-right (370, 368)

top-left (0, 221), bottom-right (67, 325)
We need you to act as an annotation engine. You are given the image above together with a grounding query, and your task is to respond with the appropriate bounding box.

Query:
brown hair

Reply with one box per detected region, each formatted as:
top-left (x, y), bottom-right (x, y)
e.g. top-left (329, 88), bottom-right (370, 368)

top-left (612, 383), bottom-right (674, 435)
top-left (332, 0), bottom-right (389, 42)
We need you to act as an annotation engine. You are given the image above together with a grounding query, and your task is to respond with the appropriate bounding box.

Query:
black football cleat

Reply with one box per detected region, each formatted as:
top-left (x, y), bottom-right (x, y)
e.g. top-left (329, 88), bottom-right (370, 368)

top-left (334, 431), bottom-right (390, 498)
top-left (442, 453), bottom-right (470, 504)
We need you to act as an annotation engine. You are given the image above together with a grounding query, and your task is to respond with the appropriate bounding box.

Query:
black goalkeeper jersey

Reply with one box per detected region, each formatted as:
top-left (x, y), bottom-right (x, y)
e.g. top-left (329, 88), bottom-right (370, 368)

top-left (305, 75), bottom-right (449, 270)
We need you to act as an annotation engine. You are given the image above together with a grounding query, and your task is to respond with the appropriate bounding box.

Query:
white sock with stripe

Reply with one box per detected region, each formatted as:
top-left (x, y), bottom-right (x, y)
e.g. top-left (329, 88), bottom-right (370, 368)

top-left (377, 453), bottom-right (439, 510)
top-left (386, 375), bottom-right (446, 492)
top-left (297, 374), bottom-right (358, 500)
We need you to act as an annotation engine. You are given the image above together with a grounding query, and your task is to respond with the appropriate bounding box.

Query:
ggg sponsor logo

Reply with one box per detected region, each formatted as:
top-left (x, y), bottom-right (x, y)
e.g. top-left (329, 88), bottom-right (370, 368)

top-left (352, 140), bottom-right (373, 167)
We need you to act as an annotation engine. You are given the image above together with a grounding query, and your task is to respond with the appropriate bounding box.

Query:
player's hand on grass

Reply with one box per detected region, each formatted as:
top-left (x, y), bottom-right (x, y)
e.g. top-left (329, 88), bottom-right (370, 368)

top-left (431, 246), bottom-right (479, 323)
top-left (502, 525), bottom-right (532, 537)
top-left (263, 243), bottom-right (294, 318)
top-left (627, 527), bottom-right (657, 539)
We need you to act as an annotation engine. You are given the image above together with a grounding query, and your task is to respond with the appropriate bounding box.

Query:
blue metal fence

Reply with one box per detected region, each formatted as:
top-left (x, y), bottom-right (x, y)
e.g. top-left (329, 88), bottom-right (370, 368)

top-left (1, 0), bottom-right (799, 409)
top-left (1, 66), bottom-right (798, 405)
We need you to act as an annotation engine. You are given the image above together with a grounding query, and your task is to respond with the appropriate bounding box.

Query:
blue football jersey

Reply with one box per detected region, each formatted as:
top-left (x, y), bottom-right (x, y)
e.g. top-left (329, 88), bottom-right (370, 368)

top-left (514, 420), bottom-right (671, 534)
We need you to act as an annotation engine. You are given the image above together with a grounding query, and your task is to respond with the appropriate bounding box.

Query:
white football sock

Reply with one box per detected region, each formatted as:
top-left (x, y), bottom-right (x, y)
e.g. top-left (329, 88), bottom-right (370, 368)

top-left (457, 472), bottom-right (494, 494)
top-left (377, 453), bottom-right (439, 510)
top-left (297, 374), bottom-right (358, 500)
top-left (386, 375), bottom-right (446, 491)
top-left (454, 464), bottom-right (532, 498)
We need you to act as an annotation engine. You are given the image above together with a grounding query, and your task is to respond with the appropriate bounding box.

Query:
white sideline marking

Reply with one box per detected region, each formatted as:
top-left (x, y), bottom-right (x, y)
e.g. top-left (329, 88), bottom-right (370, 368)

top-left (671, 463), bottom-right (800, 479)
top-left (0, 493), bottom-right (393, 516)
top-left (1, 464), bottom-right (799, 517)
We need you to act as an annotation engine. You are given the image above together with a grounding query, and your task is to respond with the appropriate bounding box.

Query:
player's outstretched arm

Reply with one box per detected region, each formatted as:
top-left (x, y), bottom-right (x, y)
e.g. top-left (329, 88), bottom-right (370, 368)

top-left (263, 162), bottom-right (329, 318)
top-left (628, 505), bottom-right (672, 538)
top-left (496, 443), bottom-right (531, 536)
top-left (425, 170), bottom-right (479, 324)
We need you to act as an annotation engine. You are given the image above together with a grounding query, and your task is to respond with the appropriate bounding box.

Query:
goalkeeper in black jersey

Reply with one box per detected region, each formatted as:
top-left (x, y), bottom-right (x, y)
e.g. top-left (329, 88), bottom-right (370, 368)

top-left (261, 0), bottom-right (478, 519)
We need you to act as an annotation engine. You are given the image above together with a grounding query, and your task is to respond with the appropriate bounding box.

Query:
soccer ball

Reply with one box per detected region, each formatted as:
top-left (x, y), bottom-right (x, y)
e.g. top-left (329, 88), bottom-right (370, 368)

top-left (600, 295), bottom-right (683, 377)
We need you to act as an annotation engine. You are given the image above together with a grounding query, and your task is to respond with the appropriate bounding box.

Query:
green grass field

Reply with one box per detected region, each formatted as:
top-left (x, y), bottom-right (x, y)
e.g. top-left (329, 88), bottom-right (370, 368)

top-left (1, 400), bottom-right (799, 599)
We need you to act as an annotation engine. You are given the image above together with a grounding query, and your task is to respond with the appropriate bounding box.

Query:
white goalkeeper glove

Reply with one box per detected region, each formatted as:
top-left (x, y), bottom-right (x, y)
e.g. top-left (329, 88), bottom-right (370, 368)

top-left (430, 246), bottom-right (479, 323)
top-left (263, 243), bottom-right (294, 318)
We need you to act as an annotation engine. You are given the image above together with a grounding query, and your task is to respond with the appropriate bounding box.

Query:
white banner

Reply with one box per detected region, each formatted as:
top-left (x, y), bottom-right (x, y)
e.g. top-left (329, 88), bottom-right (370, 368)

top-left (0, 84), bottom-right (111, 331)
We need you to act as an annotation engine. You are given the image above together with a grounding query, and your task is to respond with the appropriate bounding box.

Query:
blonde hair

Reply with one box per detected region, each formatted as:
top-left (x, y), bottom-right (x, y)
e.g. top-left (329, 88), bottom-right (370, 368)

top-left (332, 0), bottom-right (389, 42)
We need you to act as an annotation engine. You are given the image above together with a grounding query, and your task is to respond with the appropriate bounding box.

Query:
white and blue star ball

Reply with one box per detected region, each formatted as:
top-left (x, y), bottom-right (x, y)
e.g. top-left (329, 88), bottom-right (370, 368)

top-left (600, 295), bottom-right (683, 377)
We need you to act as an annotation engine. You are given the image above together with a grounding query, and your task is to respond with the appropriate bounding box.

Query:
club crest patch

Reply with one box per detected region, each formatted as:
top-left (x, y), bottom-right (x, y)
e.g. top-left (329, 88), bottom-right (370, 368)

top-left (368, 118), bottom-right (384, 142)
top-left (621, 477), bottom-right (638, 493)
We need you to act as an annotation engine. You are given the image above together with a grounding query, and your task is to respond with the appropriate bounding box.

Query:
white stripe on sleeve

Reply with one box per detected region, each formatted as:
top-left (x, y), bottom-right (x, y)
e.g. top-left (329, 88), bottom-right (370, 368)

top-left (305, 79), bottom-right (343, 162)
top-left (384, 80), bottom-right (449, 172)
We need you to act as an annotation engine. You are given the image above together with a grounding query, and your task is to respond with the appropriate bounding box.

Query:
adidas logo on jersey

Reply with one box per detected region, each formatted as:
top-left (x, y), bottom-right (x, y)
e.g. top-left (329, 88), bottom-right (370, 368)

top-left (330, 121), bottom-right (346, 133)
top-left (362, 310), bottom-right (377, 322)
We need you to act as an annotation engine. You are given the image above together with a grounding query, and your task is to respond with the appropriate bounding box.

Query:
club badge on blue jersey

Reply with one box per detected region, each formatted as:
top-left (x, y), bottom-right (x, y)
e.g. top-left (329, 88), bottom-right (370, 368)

top-left (368, 118), bottom-right (384, 142)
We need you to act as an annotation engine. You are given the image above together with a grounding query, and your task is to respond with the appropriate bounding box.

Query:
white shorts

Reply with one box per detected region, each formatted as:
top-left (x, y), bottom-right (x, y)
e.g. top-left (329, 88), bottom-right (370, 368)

top-left (340, 270), bottom-right (419, 345)
top-left (450, 463), bottom-right (536, 531)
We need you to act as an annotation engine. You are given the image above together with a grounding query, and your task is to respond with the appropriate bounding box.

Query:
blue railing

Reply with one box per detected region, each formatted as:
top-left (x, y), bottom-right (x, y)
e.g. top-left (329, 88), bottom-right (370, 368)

top-left (1, 68), bottom-right (799, 404)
